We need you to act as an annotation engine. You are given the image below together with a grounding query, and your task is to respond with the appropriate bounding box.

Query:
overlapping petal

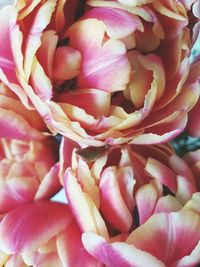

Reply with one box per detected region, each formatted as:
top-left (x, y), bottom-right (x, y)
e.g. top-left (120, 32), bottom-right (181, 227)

top-left (0, 200), bottom-right (100, 266)
top-left (62, 136), bottom-right (199, 236)
top-left (0, 201), bottom-right (72, 254)
top-left (66, 18), bottom-right (131, 92)
top-left (0, 137), bottom-right (60, 214)
top-left (0, 0), bottom-right (198, 146)
top-left (82, 232), bottom-right (165, 267)
top-left (127, 209), bottom-right (200, 265)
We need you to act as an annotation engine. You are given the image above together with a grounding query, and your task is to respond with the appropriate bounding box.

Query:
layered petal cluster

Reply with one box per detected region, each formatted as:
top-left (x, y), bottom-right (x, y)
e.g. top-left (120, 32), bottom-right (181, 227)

top-left (0, 0), bottom-right (199, 146)
top-left (0, 82), bottom-right (46, 141)
top-left (61, 137), bottom-right (200, 266)
top-left (0, 1), bottom-right (200, 266)
top-left (0, 201), bottom-right (100, 267)
top-left (186, 0), bottom-right (200, 136)
top-left (0, 137), bottom-right (60, 215)
top-left (83, 204), bottom-right (200, 267)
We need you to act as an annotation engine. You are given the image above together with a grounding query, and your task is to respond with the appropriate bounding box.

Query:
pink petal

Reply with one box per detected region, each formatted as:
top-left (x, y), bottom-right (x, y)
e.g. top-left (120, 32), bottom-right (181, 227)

top-left (169, 155), bottom-right (195, 185)
top-left (57, 88), bottom-right (111, 118)
top-left (53, 46), bottom-right (82, 81)
top-left (82, 232), bottom-right (165, 267)
top-left (23, 0), bottom-right (57, 79)
top-left (184, 149), bottom-right (200, 166)
top-left (67, 19), bottom-right (131, 92)
top-left (3, 253), bottom-right (24, 267)
top-left (130, 129), bottom-right (184, 145)
top-left (16, 0), bottom-right (41, 19)
top-left (52, 0), bottom-right (67, 34)
top-left (0, 94), bottom-right (46, 131)
top-left (0, 176), bottom-right (38, 213)
top-left (127, 209), bottom-right (200, 264)
top-left (0, 108), bottom-right (45, 141)
top-left (0, 201), bottom-right (73, 253)
top-left (154, 195), bottom-right (182, 214)
top-left (64, 169), bottom-right (108, 238)
top-left (135, 184), bottom-right (158, 224)
top-left (99, 166), bottom-right (133, 232)
top-left (34, 162), bottom-right (62, 201)
top-left (117, 0), bottom-right (153, 6)
top-left (30, 57), bottom-right (53, 101)
top-left (36, 30), bottom-right (58, 79)
top-left (59, 137), bottom-right (79, 182)
top-left (187, 99), bottom-right (200, 137)
top-left (0, 6), bottom-right (19, 84)
top-left (82, 7), bottom-right (143, 39)
top-left (171, 241), bottom-right (200, 267)
top-left (175, 175), bottom-right (197, 205)
top-left (126, 51), bottom-right (165, 108)
top-left (183, 193), bottom-right (200, 215)
top-left (57, 219), bottom-right (101, 267)
top-left (145, 158), bottom-right (177, 192)
top-left (76, 158), bottom-right (100, 208)
top-left (116, 166), bottom-right (135, 212)
top-left (34, 252), bottom-right (62, 267)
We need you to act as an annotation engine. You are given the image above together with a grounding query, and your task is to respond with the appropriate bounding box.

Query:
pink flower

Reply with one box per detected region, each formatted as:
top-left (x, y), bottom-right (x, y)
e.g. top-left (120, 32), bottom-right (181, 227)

top-left (0, 137), bottom-right (61, 215)
top-left (186, 0), bottom-right (200, 137)
top-left (0, 0), bottom-right (199, 146)
top-left (61, 137), bottom-right (200, 266)
top-left (82, 205), bottom-right (200, 267)
top-left (0, 201), bottom-right (101, 266)
top-left (62, 137), bottom-right (197, 231)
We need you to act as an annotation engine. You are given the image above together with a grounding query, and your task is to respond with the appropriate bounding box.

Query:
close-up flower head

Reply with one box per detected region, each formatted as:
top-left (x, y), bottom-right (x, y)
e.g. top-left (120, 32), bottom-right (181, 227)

top-left (0, 0), bottom-right (200, 266)
top-left (0, 0), bottom-right (199, 146)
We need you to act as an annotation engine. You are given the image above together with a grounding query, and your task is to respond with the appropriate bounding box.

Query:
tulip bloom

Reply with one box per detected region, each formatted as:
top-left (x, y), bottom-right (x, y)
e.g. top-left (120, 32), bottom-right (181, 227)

top-left (187, 0), bottom-right (200, 137)
top-left (82, 205), bottom-right (200, 267)
top-left (0, 201), bottom-right (102, 266)
top-left (62, 137), bottom-right (197, 234)
top-left (0, 0), bottom-right (199, 146)
top-left (62, 137), bottom-right (200, 266)
top-left (0, 137), bottom-right (60, 215)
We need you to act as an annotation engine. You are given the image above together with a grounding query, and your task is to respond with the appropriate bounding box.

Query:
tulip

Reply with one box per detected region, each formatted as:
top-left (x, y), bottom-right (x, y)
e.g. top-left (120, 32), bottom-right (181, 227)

top-left (82, 206), bottom-right (200, 267)
top-left (0, 137), bottom-right (60, 215)
top-left (0, 201), bottom-right (102, 266)
top-left (62, 137), bottom-right (200, 266)
top-left (186, 0), bottom-right (200, 137)
top-left (0, 0), bottom-right (199, 146)
top-left (62, 137), bottom-right (197, 234)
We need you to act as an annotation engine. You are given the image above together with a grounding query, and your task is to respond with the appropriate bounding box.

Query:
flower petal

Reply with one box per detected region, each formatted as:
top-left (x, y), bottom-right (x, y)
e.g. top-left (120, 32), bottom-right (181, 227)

top-left (135, 184), bottom-right (158, 224)
top-left (172, 240), bottom-right (200, 267)
top-left (145, 158), bottom-right (177, 192)
top-left (0, 108), bottom-right (45, 141)
top-left (24, 0), bottom-right (57, 79)
top-left (82, 7), bottom-right (143, 39)
top-left (34, 162), bottom-right (62, 201)
top-left (67, 19), bottom-right (131, 92)
top-left (99, 166), bottom-right (133, 232)
top-left (64, 168), bottom-right (108, 239)
top-left (127, 209), bottom-right (200, 265)
top-left (82, 232), bottom-right (165, 267)
top-left (53, 47), bottom-right (82, 81)
top-left (0, 201), bottom-right (72, 253)
top-left (57, 220), bottom-right (101, 267)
